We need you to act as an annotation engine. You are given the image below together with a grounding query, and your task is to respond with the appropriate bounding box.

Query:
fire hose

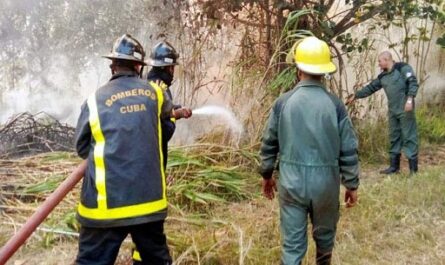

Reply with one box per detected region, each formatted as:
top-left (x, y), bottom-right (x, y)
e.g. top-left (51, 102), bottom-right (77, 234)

top-left (0, 160), bottom-right (87, 265)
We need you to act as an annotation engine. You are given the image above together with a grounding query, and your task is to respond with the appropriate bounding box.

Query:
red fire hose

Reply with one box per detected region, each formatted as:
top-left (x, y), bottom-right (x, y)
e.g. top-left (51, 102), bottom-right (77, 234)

top-left (0, 160), bottom-right (87, 265)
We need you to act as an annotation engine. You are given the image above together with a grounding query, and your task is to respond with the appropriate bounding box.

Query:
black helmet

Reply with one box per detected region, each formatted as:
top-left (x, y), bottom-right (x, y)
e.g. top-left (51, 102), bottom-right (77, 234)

top-left (103, 34), bottom-right (146, 65)
top-left (148, 41), bottom-right (179, 67)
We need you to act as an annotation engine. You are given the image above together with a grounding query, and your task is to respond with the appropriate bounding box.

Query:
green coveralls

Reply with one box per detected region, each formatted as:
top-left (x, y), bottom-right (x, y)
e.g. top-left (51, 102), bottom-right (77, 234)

top-left (355, 63), bottom-right (419, 160)
top-left (260, 80), bottom-right (360, 265)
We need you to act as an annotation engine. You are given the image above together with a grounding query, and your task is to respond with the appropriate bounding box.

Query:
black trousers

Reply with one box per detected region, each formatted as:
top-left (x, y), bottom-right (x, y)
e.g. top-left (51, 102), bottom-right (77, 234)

top-left (76, 220), bottom-right (171, 265)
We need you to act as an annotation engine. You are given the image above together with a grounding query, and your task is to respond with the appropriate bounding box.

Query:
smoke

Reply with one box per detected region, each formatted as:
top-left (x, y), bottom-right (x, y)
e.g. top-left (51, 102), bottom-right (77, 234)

top-left (0, 54), bottom-right (109, 124)
top-left (0, 0), bottom-right (249, 146)
top-left (0, 0), bottom-right (177, 124)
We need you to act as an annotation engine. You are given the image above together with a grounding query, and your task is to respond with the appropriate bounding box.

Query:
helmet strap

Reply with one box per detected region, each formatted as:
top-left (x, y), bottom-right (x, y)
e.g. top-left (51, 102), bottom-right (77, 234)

top-left (139, 65), bottom-right (145, 78)
top-left (110, 64), bottom-right (115, 75)
top-left (296, 69), bottom-right (302, 82)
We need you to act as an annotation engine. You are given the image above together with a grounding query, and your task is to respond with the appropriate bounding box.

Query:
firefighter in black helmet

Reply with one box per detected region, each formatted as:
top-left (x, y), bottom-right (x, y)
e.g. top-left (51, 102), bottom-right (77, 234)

top-left (147, 42), bottom-right (185, 168)
top-left (133, 41), bottom-right (190, 264)
top-left (149, 41), bottom-right (180, 67)
top-left (74, 34), bottom-right (191, 265)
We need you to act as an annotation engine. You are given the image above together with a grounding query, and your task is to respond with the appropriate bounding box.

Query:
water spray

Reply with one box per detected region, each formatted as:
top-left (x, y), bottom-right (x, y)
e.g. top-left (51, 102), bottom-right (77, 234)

top-left (191, 105), bottom-right (243, 135)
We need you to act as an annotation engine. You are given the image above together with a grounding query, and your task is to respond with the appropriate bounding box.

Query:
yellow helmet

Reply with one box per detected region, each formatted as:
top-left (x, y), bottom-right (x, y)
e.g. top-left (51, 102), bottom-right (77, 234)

top-left (294, 36), bottom-right (337, 75)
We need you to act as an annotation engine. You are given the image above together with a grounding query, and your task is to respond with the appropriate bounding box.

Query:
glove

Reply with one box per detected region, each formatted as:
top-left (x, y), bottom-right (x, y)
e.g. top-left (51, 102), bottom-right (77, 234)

top-left (345, 94), bottom-right (356, 105)
top-left (173, 107), bottom-right (192, 119)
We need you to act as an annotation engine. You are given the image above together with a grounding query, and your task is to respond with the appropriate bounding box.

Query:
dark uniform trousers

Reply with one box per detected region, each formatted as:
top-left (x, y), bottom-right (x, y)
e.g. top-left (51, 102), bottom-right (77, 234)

top-left (76, 221), bottom-right (171, 265)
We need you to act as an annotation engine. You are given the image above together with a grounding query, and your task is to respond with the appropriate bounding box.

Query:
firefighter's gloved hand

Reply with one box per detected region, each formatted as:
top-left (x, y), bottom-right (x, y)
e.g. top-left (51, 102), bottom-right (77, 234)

top-left (173, 107), bottom-right (192, 119)
top-left (345, 94), bottom-right (355, 105)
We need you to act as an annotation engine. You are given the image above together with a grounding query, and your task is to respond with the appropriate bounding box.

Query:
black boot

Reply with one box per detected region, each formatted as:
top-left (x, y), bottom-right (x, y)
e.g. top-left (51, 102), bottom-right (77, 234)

top-left (409, 157), bottom-right (418, 175)
top-left (380, 154), bottom-right (400, 174)
top-left (316, 250), bottom-right (332, 265)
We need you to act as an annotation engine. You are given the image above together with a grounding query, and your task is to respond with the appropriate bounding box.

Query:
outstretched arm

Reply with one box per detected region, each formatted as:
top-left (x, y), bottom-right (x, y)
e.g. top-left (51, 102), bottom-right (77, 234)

top-left (355, 78), bottom-right (383, 99)
top-left (346, 78), bottom-right (382, 105)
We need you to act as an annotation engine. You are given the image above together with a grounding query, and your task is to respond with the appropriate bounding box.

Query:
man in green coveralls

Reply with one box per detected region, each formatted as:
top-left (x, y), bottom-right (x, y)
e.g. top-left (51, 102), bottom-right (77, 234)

top-left (259, 36), bottom-right (360, 265)
top-left (346, 51), bottom-right (419, 174)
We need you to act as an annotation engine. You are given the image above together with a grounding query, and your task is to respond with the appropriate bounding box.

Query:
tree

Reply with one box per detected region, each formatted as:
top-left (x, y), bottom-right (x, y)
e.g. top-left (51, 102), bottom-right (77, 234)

top-left (188, 0), bottom-right (445, 96)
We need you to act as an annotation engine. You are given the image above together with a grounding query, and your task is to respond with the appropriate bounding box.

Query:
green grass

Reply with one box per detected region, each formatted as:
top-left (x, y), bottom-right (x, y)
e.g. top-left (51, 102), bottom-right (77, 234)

top-left (354, 106), bottom-right (445, 165)
top-left (167, 148), bottom-right (256, 210)
top-left (355, 115), bottom-right (389, 164)
top-left (417, 106), bottom-right (445, 144)
top-left (22, 175), bottom-right (65, 194)
top-left (334, 167), bottom-right (445, 264)
top-left (38, 152), bottom-right (79, 162)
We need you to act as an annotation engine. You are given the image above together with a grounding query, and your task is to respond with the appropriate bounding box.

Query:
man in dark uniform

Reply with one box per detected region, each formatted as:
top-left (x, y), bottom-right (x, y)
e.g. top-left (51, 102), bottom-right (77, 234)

top-left (147, 41), bottom-right (183, 169)
top-left (74, 34), bottom-right (191, 265)
top-left (132, 41), bottom-right (188, 264)
top-left (347, 51), bottom-right (419, 174)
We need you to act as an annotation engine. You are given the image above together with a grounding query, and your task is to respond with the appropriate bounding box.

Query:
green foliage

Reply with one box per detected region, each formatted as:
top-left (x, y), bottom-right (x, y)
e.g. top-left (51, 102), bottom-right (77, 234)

top-left (417, 106), bottom-right (445, 144)
top-left (378, 0), bottom-right (445, 55)
top-left (354, 116), bottom-right (389, 164)
top-left (63, 211), bottom-right (80, 232)
top-left (267, 9), bottom-right (313, 94)
top-left (267, 67), bottom-right (296, 93)
top-left (354, 106), bottom-right (445, 164)
top-left (435, 6), bottom-right (445, 48)
top-left (273, 9), bottom-right (314, 58)
top-left (335, 0), bottom-right (445, 57)
top-left (22, 175), bottom-right (64, 194)
top-left (437, 34), bottom-right (445, 48)
top-left (167, 148), bottom-right (256, 210)
top-left (267, 1), bottom-right (444, 98)
top-left (39, 152), bottom-right (79, 163)
top-left (336, 33), bottom-right (371, 54)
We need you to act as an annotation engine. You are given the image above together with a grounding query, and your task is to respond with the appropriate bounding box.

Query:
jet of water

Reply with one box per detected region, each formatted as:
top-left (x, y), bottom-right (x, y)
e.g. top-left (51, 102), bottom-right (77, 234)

top-left (192, 105), bottom-right (243, 135)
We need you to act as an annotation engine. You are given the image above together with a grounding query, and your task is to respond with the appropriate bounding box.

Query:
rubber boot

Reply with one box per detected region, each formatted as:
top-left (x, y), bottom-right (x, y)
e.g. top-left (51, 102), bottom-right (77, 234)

top-left (409, 157), bottom-right (418, 175)
top-left (380, 154), bottom-right (400, 174)
top-left (316, 250), bottom-right (332, 265)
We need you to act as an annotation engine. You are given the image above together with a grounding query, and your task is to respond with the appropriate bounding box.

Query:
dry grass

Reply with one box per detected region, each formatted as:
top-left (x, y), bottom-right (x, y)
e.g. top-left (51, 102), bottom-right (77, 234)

top-left (334, 167), bottom-right (445, 265)
top-left (1, 148), bottom-right (445, 265)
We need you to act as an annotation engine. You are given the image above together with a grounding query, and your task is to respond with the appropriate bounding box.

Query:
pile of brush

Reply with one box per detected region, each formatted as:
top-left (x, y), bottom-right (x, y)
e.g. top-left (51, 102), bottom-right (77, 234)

top-left (0, 112), bottom-right (75, 158)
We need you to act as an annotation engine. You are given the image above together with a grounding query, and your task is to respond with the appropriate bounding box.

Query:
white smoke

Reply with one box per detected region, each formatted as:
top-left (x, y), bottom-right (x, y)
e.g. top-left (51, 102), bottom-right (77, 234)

top-left (0, 0), bottom-right (172, 125)
top-left (0, 0), bottom-right (247, 147)
top-left (0, 55), bottom-right (109, 124)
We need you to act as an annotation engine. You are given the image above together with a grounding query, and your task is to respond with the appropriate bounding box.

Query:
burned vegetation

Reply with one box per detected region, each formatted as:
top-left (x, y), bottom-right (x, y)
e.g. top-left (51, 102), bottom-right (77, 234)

top-left (0, 112), bottom-right (75, 159)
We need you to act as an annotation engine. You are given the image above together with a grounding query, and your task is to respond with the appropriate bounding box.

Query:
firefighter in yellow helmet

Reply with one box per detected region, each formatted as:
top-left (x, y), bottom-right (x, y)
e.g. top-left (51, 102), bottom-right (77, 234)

top-left (74, 34), bottom-right (191, 265)
top-left (259, 36), bottom-right (360, 265)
